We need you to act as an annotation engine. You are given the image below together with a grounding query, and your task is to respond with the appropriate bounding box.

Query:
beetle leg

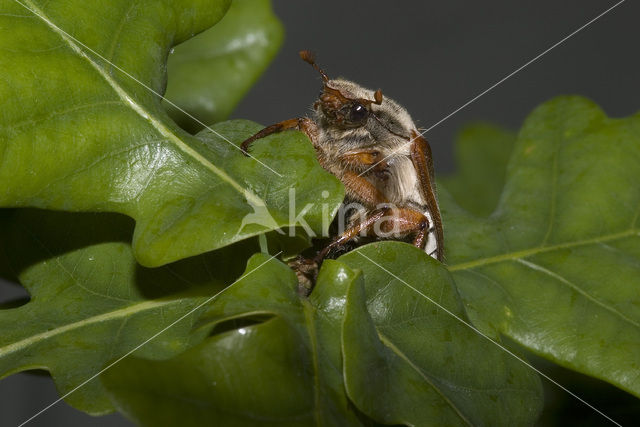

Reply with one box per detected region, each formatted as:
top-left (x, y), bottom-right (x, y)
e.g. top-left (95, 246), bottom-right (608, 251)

top-left (377, 207), bottom-right (430, 250)
top-left (339, 170), bottom-right (389, 207)
top-left (314, 208), bottom-right (388, 262)
top-left (314, 206), bottom-right (429, 263)
top-left (240, 117), bottom-right (318, 155)
top-left (340, 149), bottom-right (381, 167)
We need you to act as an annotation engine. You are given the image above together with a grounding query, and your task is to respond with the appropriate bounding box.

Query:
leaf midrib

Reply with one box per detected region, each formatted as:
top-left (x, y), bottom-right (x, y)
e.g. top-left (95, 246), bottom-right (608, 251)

top-left (448, 228), bottom-right (638, 271)
top-left (378, 333), bottom-right (473, 426)
top-left (20, 0), bottom-right (263, 207)
top-left (0, 299), bottom-right (180, 359)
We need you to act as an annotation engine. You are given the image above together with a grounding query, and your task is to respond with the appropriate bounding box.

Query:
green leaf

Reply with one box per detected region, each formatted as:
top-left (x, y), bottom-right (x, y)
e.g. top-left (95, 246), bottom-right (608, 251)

top-left (164, 0), bottom-right (283, 132)
top-left (444, 97), bottom-right (640, 397)
top-left (339, 243), bottom-right (543, 426)
top-left (0, 209), bottom-right (256, 414)
top-left (0, 0), bottom-right (342, 267)
top-left (440, 123), bottom-right (516, 216)
top-left (191, 119), bottom-right (342, 247)
top-left (264, 227), bottom-right (313, 261)
top-left (104, 244), bottom-right (543, 426)
top-left (103, 255), bottom-right (365, 426)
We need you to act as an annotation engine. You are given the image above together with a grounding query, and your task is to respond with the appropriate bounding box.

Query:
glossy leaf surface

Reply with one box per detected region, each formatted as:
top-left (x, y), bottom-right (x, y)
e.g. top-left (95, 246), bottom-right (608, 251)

top-left (164, 0), bottom-right (283, 132)
top-left (103, 248), bottom-right (543, 426)
top-left (340, 243), bottom-right (543, 426)
top-left (444, 97), bottom-right (640, 397)
top-left (1, 0), bottom-right (638, 422)
top-left (103, 256), bottom-right (365, 426)
top-left (0, 0), bottom-right (341, 267)
top-left (0, 209), bottom-right (255, 414)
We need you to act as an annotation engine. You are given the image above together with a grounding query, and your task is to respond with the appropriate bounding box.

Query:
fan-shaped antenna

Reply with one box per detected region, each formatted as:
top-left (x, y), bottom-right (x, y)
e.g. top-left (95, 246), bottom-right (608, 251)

top-left (299, 50), bottom-right (329, 83)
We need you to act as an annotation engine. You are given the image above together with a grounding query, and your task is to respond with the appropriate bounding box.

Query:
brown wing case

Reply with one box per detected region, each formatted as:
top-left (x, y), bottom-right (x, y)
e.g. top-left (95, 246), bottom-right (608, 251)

top-left (410, 131), bottom-right (444, 261)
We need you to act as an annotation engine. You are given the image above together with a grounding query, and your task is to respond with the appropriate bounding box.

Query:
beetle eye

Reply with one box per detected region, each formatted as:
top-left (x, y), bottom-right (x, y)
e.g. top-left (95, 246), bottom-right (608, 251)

top-left (349, 103), bottom-right (368, 123)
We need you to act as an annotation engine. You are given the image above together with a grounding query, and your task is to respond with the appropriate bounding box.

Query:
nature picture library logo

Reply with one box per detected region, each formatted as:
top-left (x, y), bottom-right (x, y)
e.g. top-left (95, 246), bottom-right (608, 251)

top-left (235, 187), bottom-right (415, 240)
top-left (235, 188), bottom-right (284, 237)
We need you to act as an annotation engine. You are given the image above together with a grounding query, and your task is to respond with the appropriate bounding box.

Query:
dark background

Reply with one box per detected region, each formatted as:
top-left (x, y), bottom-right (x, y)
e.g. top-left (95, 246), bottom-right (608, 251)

top-left (1, 0), bottom-right (638, 425)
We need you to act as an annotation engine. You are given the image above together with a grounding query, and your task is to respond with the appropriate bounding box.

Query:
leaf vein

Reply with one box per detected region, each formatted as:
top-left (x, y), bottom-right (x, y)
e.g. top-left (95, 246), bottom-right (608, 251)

top-left (20, 0), bottom-right (264, 207)
top-left (449, 229), bottom-right (638, 271)
top-left (3, 100), bottom-right (123, 131)
top-left (29, 139), bottom-right (165, 200)
top-left (597, 242), bottom-right (640, 270)
top-left (105, 1), bottom-right (137, 66)
top-left (18, 221), bottom-right (132, 303)
top-left (0, 299), bottom-right (174, 359)
top-left (514, 258), bottom-right (640, 329)
top-left (378, 333), bottom-right (473, 426)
